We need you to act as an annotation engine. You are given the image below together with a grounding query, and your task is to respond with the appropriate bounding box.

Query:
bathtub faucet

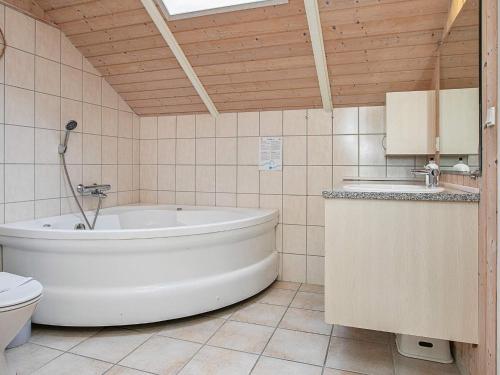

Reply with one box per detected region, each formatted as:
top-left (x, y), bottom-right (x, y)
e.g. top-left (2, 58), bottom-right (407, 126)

top-left (77, 184), bottom-right (111, 198)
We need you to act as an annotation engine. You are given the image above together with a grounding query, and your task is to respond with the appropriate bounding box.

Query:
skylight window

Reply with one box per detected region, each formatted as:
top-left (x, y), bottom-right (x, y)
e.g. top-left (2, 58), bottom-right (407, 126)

top-left (159, 0), bottom-right (288, 19)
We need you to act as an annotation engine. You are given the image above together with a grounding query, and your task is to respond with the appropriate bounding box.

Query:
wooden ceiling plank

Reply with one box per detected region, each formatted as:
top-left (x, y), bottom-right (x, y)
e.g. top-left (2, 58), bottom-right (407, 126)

top-left (141, 0), bottom-right (219, 117)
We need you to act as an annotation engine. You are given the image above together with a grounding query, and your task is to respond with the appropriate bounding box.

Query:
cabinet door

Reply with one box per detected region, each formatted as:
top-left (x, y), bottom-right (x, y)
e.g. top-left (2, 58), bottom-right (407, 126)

top-left (439, 88), bottom-right (479, 155)
top-left (386, 90), bottom-right (436, 155)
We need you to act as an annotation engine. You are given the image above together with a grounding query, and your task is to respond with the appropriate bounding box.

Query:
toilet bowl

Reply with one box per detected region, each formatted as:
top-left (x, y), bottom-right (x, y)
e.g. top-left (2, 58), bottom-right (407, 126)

top-left (0, 272), bottom-right (43, 375)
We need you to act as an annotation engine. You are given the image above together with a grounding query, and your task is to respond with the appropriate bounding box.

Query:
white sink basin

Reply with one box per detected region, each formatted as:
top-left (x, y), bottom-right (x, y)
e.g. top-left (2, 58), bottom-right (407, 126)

top-left (343, 184), bottom-right (444, 193)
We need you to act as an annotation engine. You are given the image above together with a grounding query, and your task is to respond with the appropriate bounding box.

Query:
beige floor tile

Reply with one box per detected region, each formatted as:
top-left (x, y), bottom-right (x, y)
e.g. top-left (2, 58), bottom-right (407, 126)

top-left (322, 368), bottom-right (359, 375)
top-left (290, 292), bottom-right (324, 311)
top-left (279, 308), bottom-right (332, 335)
top-left (326, 336), bottom-right (394, 375)
top-left (157, 316), bottom-right (225, 343)
top-left (206, 303), bottom-right (242, 319)
top-left (271, 281), bottom-right (301, 291)
top-left (105, 366), bottom-right (152, 375)
top-left (208, 320), bottom-right (274, 354)
top-left (70, 328), bottom-right (151, 363)
top-left (30, 325), bottom-right (100, 351)
top-left (332, 325), bottom-right (393, 345)
top-left (178, 346), bottom-right (258, 375)
top-left (119, 335), bottom-right (200, 374)
top-left (263, 328), bottom-right (330, 366)
top-left (252, 356), bottom-right (323, 375)
top-left (32, 353), bottom-right (112, 375)
top-left (231, 302), bottom-right (287, 327)
top-left (6, 342), bottom-right (62, 375)
top-left (299, 284), bottom-right (324, 294)
top-left (393, 352), bottom-right (460, 375)
top-left (256, 288), bottom-right (296, 306)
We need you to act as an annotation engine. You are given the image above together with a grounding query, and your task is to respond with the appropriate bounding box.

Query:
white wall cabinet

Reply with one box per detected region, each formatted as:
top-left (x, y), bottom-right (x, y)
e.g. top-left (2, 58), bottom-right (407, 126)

top-left (386, 90), bottom-right (436, 155)
top-left (324, 198), bottom-right (479, 343)
top-left (439, 88), bottom-right (479, 155)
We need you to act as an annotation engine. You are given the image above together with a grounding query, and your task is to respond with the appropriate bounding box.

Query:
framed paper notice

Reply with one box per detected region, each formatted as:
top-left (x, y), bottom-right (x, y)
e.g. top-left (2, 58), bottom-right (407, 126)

top-left (259, 137), bottom-right (282, 171)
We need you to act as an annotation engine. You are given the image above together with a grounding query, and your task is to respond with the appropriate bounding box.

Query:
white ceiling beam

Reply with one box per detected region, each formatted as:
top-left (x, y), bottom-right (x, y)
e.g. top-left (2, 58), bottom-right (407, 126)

top-left (304, 0), bottom-right (332, 112)
top-left (141, 0), bottom-right (219, 117)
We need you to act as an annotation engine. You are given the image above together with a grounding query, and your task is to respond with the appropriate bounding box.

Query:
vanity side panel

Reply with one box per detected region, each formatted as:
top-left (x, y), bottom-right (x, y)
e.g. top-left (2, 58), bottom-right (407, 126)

top-left (324, 198), bottom-right (478, 343)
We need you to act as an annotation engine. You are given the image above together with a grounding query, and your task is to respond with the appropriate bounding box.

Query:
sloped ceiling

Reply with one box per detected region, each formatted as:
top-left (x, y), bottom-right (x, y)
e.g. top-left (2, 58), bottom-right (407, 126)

top-left (16, 0), bottom-right (478, 115)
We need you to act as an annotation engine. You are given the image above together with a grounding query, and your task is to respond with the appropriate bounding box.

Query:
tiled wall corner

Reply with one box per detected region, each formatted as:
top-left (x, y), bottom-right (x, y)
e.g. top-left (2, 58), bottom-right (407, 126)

top-left (138, 106), bottom-right (421, 284)
top-left (0, 5), bottom-right (140, 226)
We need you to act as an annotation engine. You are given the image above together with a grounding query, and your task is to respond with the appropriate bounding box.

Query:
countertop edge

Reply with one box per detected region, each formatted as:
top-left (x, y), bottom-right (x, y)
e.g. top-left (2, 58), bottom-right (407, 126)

top-left (322, 190), bottom-right (480, 202)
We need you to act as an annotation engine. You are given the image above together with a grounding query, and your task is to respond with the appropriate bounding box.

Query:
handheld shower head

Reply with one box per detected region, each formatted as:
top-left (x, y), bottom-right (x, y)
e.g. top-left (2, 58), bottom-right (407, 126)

top-left (59, 120), bottom-right (78, 154)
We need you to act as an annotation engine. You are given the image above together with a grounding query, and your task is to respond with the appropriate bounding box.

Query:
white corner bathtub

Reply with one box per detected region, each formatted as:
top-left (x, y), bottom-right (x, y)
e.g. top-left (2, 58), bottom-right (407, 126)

top-left (0, 205), bottom-right (279, 327)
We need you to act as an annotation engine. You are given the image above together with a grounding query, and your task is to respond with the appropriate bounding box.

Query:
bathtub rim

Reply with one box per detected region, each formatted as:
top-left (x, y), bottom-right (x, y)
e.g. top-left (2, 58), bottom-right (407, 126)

top-left (0, 205), bottom-right (279, 241)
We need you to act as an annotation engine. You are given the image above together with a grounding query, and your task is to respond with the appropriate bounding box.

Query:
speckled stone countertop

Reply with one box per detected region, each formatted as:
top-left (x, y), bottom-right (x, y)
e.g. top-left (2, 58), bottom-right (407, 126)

top-left (322, 186), bottom-right (480, 202)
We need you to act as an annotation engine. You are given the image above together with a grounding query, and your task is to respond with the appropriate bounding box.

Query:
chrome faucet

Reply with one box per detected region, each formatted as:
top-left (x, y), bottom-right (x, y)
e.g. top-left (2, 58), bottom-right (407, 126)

top-left (410, 165), bottom-right (440, 188)
top-left (77, 184), bottom-right (111, 198)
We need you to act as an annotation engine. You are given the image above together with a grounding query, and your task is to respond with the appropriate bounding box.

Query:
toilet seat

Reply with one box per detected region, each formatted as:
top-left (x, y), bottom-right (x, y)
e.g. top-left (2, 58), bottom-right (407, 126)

top-left (0, 273), bottom-right (43, 312)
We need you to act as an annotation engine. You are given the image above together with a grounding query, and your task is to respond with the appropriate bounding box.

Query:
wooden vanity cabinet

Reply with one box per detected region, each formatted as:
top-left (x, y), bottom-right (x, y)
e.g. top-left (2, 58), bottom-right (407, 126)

top-left (324, 198), bottom-right (478, 343)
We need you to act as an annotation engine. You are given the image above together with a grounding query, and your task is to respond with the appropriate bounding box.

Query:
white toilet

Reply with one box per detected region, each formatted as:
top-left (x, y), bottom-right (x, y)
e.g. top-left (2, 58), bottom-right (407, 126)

top-left (0, 272), bottom-right (43, 375)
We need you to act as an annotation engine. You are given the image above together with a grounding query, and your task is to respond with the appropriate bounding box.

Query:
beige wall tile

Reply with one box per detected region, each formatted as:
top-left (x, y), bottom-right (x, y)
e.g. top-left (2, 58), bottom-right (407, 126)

top-left (216, 165), bottom-right (236, 193)
top-left (83, 103), bottom-right (101, 134)
top-left (359, 166), bottom-right (386, 178)
top-left (61, 34), bottom-right (82, 69)
top-left (333, 107), bottom-right (358, 134)
top-left (307, 256), bottom-right (324, 285)
top-left (196, 192), bottom-right (215, 206)
top-left (6, 7), bottom-right (35, 53)
top-left (216, 113), bottom-right (237, 137)
top-left (283, 166), bottom-right (306, 195)
top-left (260, 171), bottom-right (282, 195)
top-left (176, 191), bottom-right (195, 205)
top-left (35, 199), bottom-right (60, 219)
top-left (118, 138), bottom-right (133, 165)
top-left (177, 115), bottom-right (195, 138)
top-left (216, 192), bottom-right (236, 207)
top-left (176, 165), bottom-right (195, 191)
top-left (35, 93), bottom-right (60, 130)
top-left (237, 193), bottom-right (259, 208)
top-left (307, 196), bottom-right (325, 226)
top-left (158, 165), bottom-right (175, 191)
top-left (359, 134), bottom-right (386, 166)
top-left (102, 80), bottom-right (118, 109)
top-left (140, 139), bottom-right (158, 165)
top-left (35, 128), bottom-right (60, 164)
top-left (307, 226), bottom-right (325, 256)
top-left (140, 190), bottom-right (158, 204)
top-left (283, 195), bottom-right (306, 225)
top-left (196, 114), bottom-right (215, 138)
top-left (158, 139), bottom-right (176, 164)
top-left (102, 136), bottom-right (118, 165)
top-left (35, 165), bottom-right (61, 199)
top-left (238, 112), bottom-right (259, 136)
top-left (6, 47), bottom-right (34, 89)
top-left (237, 166), bottom-right (259, 194)
top-left (140, 117), bottom-right (157, 139)
top-left (359, 106), bottom-right (385, 134)
top-left (118, 165), bottom-right (133, 191)
top-left (140, 165), bottom-right (158, 190)
top-left (308, 136), bottom-right (332, 165)
top-left (176, 138), bottom-right (195, 165)
top-left (282, 254), bottom-right (306, 282)
top-left (5, 201), bottom-right (34, 223)
top-left (307, 109), bottom-right (332, 135)
top-left (260, 111), bottom-right (282, 136)
top-left (195, 138), bottom-right (215, 165)
top-left (283, 136), bottom-right (306, 165)
top-left (307, 166), bottom-right (332, 196)
top-left (333, 135), bottom-right (358, 166)
top-left (36, 21), bottom-right (60, 61)
top-left (83, 134), bottom-right (101, 164)
top-left (5, 125), bottom-right (34, 163)
top-left (5, 86), bottom-right (34, 126)
top-left (237, 137), bottom-right (258, 165)
top-left (61, 65), bottom-right (82, 101)
top-left (5, 164), bottom-right (34, 202)
top-left (283, 109), bottom-right (307, 135)
top-left (158, 116), bottom-right (176, 138)
top-left (216, 137), bottom-right (237, 165)
top-left (157, 190), bottom-right (175, 204)
top-left (102, 107), bottom-right (118, 136)
top-left (119, 111), bottom-right (133, 138)
top-left (196, 165), bottom-right (215, 192)
top-left (283, 224), bottom-right (306, 254)
top-left (82, 72), bottom-right (101, 105)
top-left (259, 194), bottom-right (282, 221)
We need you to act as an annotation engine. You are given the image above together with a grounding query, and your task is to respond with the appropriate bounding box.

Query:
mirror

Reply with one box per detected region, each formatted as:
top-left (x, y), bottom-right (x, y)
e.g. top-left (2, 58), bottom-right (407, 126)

top-left (439, 0), bottom-right (481, 174)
